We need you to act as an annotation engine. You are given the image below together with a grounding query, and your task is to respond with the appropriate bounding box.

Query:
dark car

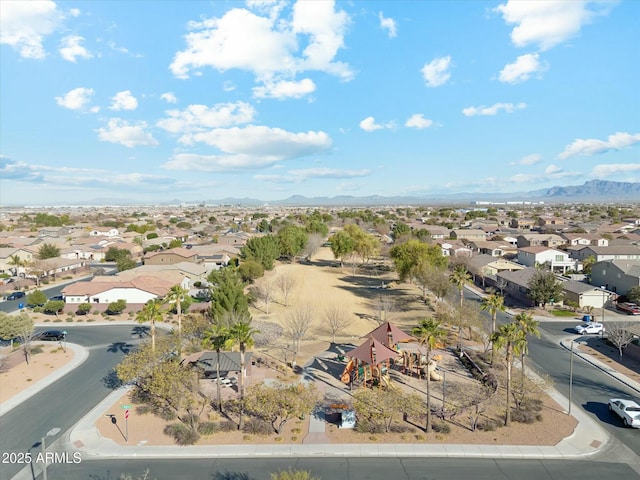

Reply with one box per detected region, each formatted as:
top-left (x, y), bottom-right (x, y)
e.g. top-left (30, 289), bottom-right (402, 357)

top-left (34, 330), bottom-right (67, 341)
top-left (6, 291), bottom-right (26, 300)
top-left (49, 295), bottom-right (65, 301)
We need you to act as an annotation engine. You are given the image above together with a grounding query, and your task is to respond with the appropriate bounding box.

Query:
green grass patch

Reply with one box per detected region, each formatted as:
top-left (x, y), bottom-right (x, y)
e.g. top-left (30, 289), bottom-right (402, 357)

top-left (550, 310), bottom-right (576, 317)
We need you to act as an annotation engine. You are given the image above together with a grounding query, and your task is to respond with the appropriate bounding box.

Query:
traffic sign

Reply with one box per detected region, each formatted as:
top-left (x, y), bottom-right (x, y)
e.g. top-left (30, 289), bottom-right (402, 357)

top-left (121, 404), bottom-right (132, 409)
top-left (125, 409), bottom-right (130, 419)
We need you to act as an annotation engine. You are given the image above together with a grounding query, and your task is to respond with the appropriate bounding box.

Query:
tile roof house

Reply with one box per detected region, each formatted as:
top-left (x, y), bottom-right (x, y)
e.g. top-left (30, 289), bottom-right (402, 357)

top-left (143, 247), bottom-right (200, 265)
top-left (62, 275), bottom-right (177, 305)
top-left (516, 233), bottom-right (566, 249)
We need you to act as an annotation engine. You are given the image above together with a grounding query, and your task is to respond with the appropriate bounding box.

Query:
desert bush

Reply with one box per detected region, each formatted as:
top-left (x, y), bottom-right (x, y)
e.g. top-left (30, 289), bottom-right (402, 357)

top-left (388, 423), bottom-right (412, 434)
top-left (242, 418), bottom-right (272, 436)
top-left (431, 422), bottom-right (451, 434)
top-left (511, 409), bottom-right (541, 424)
top-left (355, 420), bottom-right (385, 434)
top-left (218, 420), bottom-right (237, 432)
top-left (163, 423), bottom-right (200, 445)
top-left (197, 422), bottom-right (219, 436)
top-left (477, 419), bottom-right (499, 432)
top-left (77, 303), bottom-right (92, 315)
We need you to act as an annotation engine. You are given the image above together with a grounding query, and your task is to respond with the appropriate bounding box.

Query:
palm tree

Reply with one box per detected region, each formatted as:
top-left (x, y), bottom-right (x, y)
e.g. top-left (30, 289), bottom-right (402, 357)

top-left (481, 292), bottom-right (506, 337)
top-left (514, 312), bottom-right (540, 385)
top-left (449, 265), bottom-right (471, 308)
top-left (165, 284), bottom-right (189, 347)
top-left (229, 316), bottom-right (259, 430)
top-left (136, 299), bottom-right (164, 352)
top-left (203, 322), bottom-right (233, 412)
top-left (8, 255), bottom-right (25, 275)
top-left (412, 318), bottom-right (446, 433)
top-left (490, 322), bottom-right (525, 426)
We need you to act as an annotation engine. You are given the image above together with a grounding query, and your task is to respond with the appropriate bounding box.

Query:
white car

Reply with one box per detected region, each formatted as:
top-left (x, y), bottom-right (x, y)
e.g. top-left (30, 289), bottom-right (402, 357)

top-left (608, 399), bottom-right (640, 428)
top-left (574, 322), bottom-right (604, 335)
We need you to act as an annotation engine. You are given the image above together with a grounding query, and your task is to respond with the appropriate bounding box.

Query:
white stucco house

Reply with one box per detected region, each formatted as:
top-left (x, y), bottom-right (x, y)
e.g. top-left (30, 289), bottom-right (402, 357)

top-left (62, 275), bottom-right (179, 305)
top-left (517, 246), bottom-right (579, 274)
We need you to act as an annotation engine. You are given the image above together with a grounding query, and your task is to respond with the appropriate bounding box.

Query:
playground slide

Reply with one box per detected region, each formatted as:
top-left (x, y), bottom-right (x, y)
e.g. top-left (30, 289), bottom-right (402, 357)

top-left (426, 361), bottom-right (442, 381)
top-left (380, 374), bottom-right (399, 391)
top-left (341, 359), bottom-right (355, 384)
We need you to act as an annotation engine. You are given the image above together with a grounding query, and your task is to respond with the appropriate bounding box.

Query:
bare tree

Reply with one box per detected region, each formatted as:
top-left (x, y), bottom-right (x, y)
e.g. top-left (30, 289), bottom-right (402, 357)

top-left (427, 267), bottom-right (451, 302)
top-left (277, 273), bottom-right (296, 307)
top-left (458, 299), bottom-right (484, 341)
top-left (324, 304), bottom-right (350, 343)
top-left (607, 322), bottom-right (637, 358)
top-left (250, 281), bottom-right (275, 314)
top-left (302, 233), bottom-right (324, 261)
top-left (284, 305), bottom-right (314, 365)
top-left (373, 293), bottom-right (397, 325)
top-left (495, 276), bottom-right (508, 296)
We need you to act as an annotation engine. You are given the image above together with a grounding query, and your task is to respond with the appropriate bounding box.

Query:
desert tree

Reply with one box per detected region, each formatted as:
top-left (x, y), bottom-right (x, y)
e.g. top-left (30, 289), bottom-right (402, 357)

top-left (607, 322), bottom-right (636, 358)
top-left (284, 305), bottom-right (314, 365)
top-left (250, 280), bottom-right (275, 314)
top-left (277, 273), bottom-right (296, 307)
top-left (373, 293), bottom-right (397, 325)
top-left (302, 232), bottom-right (324, 261)
top-left (412, 318), bottom-right (446, 433)
top-left (37, 243), bottom-right (60, 259)
top-left (389, 239), bottom-right (447, 283)
top-left (527, 270), bottom-right (564, 309)
top-left (208, 267), bottom-right (250, 322)
top-left (324, 303), bottom-right (350, 343)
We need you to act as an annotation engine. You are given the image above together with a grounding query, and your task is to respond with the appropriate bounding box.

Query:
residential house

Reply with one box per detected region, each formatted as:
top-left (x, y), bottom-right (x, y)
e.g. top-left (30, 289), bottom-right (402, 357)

top-left (570, 245), bottom-right (640, 262)
top-left (495, 267), bottom-right (542, 307)
top-left (468, 240), bottom-right (511, 257)
top-left (560, 233), bottom-right (609, 247)
top-left (62, 274), bottom-right (181, 305)
top-left (537, 216), bottom-right (565, 228)
top-left (450, 229), bottom-right (487, 242)
top-left (89, 227), bottom-right (120, 237)
top-left (509, 218), bottom-right (535, 230)
top-left (517, 233), bottom-right (566, 249)
top-left (189, 245), bottom-right (237, 270)
top-left (0, 247), bottom-right (36, 275)
top-left (517, 246), bottom-right (578, 274)
top-left (143, 247), bottom-right (200, 265)
top-left (590, 259), bottom-right (640, 296)
top-left (425, 226), bottom-right (450, 240)
top-left (561, 281), bottom-right (613, 310)
top-left (437, 241), bottom-right (473, 258)
top-left (38, 226), bottom-right (72, 237)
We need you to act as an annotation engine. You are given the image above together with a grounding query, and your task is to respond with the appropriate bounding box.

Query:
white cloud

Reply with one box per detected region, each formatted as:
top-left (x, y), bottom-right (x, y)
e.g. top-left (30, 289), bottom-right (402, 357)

top-left (0, 156), bottom-right (44, 182)
top-left (499, 53), bottom-right (546, 83)
top-left (109, 90), bottom-right (138, 111)
top-left (558, 132), bottom-right (640, 159)
top-left (511, 153), bottom-right (542, 166)
top-left (55, 87), bottom-right (96, 111)
top-left (170, 2), bottom-right (352, 84)
top-left (97, 119), bottom-right (159, 148)
top-left (462, 102), bottom-right (526, 116)
top-left (252, 78), bottom-right (316, 99)
top-left (59, 35), bottom-right (93, 62)
top-left (255, 167), bottom-right (371, 183)
top-left (421, 56), bottom-right (452, 87)
top-left (544, 164), bottom-right (562, 174)
top-left (360, 116), bottom-right (384, 132)
top-left (160, 92), bottom-right (177, 104)
top-left (379, 12), bottom-right (397, 38)
top-left (0, 0), bottom-right (60, 59)
top-left (69, 8), bottom-right (81, 18)
top-left (163, 125), bottom-right (332, 172)
top-left (405, 114), bottom-right (434, 129)
top-left (495, 0), bottom-right (612, 51)
top-left (157, 102), bottom-right (255, 134)
top-left (591, 163), bottom-right (640, 178)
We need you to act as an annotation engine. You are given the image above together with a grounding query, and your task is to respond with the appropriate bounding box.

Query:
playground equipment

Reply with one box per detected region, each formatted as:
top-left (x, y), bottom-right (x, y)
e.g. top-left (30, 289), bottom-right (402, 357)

top-left (401, 351), bottom-right (442, 380)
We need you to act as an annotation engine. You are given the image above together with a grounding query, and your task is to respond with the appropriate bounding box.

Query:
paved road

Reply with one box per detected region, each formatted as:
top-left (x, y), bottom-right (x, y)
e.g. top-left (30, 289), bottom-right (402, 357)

top-left (42, 457), bottom-right (640, 480)
top-left (0, 325), bottom-right (140, 480)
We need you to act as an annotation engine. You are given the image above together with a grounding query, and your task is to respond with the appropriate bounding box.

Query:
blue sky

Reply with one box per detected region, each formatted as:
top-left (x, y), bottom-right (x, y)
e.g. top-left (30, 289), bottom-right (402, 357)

top-left (1, 0), bottom-right (639, 205)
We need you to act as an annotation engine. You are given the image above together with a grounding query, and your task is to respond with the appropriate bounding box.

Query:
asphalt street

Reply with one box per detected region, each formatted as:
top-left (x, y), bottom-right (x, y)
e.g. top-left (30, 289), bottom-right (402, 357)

top-left (42, 457), bottom-right (640, 480)
top-left (0, 325), bottom-right (140, 480)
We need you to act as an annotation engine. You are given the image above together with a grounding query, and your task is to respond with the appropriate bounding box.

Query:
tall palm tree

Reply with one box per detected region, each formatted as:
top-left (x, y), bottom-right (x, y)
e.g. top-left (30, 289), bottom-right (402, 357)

top-left (8, 255), bottom-right (25, 275)
top-left (412, 318), bottom-right (446, 433)
top-left (165, 284), bottom-right (189, 347)
top-left (514, 312), bottom-right (540, 385)
top-left (449, 265), bottom-right (471, 308)
top-left (229, 316), bottom-right (259, 430)
top-left (490, 322), bottom-right (525, 426)
top-left (481, 292), bottom-right (506, 337)
top-left (136, 299), bottom-right (164, 352)
top-left (203, 322), bottom-right (233, 412)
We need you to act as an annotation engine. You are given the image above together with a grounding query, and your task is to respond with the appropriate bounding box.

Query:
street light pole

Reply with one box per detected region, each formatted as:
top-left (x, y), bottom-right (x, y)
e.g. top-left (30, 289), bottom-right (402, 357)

top-left (40, 427), bottom-right (60, 480)
top-left (569, 340), bottom-right (574, 416)
top-left (601, 287), bottom-right (607, 329)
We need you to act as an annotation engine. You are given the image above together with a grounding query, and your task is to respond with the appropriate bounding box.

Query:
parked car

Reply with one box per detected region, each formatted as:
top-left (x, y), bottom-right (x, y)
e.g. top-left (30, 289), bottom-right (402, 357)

top-left (616, 302), bottom-right (640, 315)
top-left (34, 330), bottom-right (67, 341)
top-left (6, 291), bottom-right (26, 300)
top-left (49, 295), bottom-right (65, 301)
top-left (608, 398), bottom-right (640, 428)
top-left (574, 322), bottom-right (605, 335)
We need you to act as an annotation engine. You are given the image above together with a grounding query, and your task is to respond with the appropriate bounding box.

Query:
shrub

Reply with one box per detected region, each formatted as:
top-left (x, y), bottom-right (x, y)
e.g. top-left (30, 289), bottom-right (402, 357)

top-left (431, 422), bottom-right (451, 434)
top-left (219, 420), bottom-right (237, 432)
top-left (163, 423), bottom-right (200, 445)
top-left (355, 420), bottom-right (385, 434)
top-left (477, 419), bottom-right (499, 432)
top-left (389, 424), bottom-right (412, 434)
top-left (44, 300), bottom-right (65, 315)
top-left (107, 299), bottom-right (127, 315)
top-left (77, 303), bottom-right (92, 315)
top-left (197, 422), bottom-right (219, 436)
top-left (242, 418), bottom-right (272, 436)
top-left (31, 345), bottom-right (44, 355)
top-left (511, 409), bottom-right (540, 424)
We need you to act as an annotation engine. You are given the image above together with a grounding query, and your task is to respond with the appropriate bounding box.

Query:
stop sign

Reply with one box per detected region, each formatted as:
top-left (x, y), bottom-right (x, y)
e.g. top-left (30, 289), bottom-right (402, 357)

top-left (125, 409), bottom-right (129, 419)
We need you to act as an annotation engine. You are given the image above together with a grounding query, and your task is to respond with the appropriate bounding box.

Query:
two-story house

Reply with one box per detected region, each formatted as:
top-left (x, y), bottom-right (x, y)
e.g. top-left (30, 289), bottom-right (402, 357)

top-left (517, 246), bottom-right (578, 274)
top-left (590, 259), bottom-right (640, 296)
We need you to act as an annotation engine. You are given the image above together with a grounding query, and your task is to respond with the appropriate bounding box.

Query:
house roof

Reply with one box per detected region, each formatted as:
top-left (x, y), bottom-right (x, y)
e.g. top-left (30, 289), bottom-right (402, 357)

top-left (496, 267), bottom-right (541, 289)
top-left (561, 280), bottom-right (604, 295)
top-left (594, 259), bottom-right (640, 276)
top-left (144, 247), bottom-right (198, 259)
top-left (184, 351), bottom-right (254, 373)
top-left (62, 275), bottom-right (175, 296)
top-left (579, 245), bottom-right (640, 255)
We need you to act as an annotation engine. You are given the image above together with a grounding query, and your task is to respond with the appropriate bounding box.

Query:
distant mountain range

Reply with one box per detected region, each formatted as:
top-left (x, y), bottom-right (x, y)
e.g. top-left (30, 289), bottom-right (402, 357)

top-left (72, 180), bottom-right (640, 207)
